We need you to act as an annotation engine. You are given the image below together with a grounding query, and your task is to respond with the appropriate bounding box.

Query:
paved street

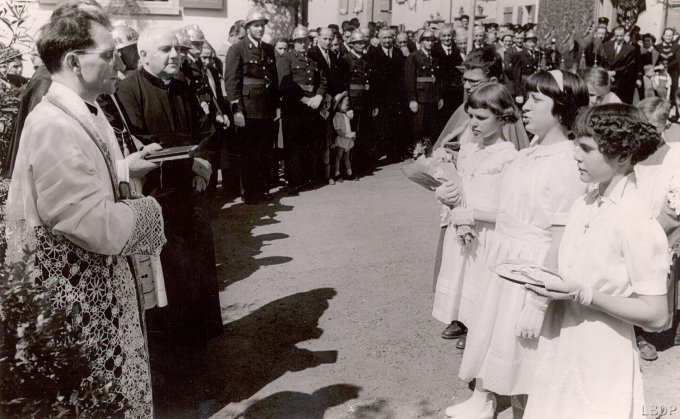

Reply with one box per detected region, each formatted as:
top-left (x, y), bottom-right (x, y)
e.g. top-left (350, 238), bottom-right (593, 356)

top-left (159, 161), bottom-right (680, 418)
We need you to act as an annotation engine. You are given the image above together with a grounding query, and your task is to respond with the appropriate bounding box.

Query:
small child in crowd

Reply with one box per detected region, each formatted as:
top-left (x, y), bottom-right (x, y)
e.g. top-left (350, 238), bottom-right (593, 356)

top-left (332, 94), bottom-right (356, 183)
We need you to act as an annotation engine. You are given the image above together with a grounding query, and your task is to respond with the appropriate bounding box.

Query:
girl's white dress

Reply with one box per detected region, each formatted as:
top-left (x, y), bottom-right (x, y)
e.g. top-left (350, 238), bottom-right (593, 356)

top-left (524, 175), bottom-right (668, 419)
top-left (432, 139), bottom-right (517, 326)
top-left (333, 111), bottom-right (355, 151)
top-left (458, 138), bottom-right (587, 395)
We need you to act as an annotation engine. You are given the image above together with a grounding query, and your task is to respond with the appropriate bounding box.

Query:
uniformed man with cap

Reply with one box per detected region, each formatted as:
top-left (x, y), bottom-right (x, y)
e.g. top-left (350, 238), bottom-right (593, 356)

top-left (341, 30), bottom-right (372, 155)
top-left (184, 24), bottom-right (231, 192)
top-left (277, 25), bottom-right (327, 194)
top-left (111, 24), bottom-right (140, 77)
top-left (224, 10), bottom-right (278, 204)
top-left (511, 30), bottom-right (542, 103)
top-left (405, 29), bottom-right (442, 145)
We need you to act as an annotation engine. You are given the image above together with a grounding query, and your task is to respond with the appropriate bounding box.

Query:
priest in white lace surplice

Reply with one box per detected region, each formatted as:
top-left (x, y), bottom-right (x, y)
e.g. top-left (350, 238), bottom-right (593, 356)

top-left (5, 6), bottom-right (165, 418)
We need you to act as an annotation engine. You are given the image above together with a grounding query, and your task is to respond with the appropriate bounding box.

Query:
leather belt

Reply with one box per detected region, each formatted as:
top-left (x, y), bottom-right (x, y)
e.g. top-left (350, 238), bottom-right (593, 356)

top-left (298, 84), bottom-right (315, 92)
top-left (350, 83), bottom-right (369, 90)
top-left (243, 77), bottom-right (267, 85)
top-left (416, 76), bottom-right (435, 83)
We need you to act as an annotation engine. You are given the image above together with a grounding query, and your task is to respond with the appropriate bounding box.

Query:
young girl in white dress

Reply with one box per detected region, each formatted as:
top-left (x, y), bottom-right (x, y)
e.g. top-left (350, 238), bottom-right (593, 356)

top-left (445, 70), bottom-right (590, 419)
top-left (432, 82), bottom-right (518, 345)
top-left (524, 104), bottom-right (669, 419)
top-left (332, 94), bottom-right (355, 183)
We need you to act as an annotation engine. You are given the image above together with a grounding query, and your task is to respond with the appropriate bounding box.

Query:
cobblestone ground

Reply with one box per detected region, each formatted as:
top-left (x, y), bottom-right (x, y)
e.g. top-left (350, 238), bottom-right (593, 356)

top-left (157, 162), bottom-right (680, 418)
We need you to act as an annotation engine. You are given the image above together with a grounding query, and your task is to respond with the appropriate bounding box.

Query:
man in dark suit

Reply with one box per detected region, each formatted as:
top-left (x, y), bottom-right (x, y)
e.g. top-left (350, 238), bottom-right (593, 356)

top-left (432, 24), bottom-right (463, 136)
top-left (601, 26), bottom-right (637, 104)
top-left (405, 29), bottom-right (442, 145)
top-left (512, 31), bottom-right (541, 104)
top-left (342, 30), bottom-right (372, 159)
top-left (224, 10), bottom-right (279, 204)
top-left (308, 27), bottom-right (347, 182)
top-left (366, 27), bottom-right (407, 163)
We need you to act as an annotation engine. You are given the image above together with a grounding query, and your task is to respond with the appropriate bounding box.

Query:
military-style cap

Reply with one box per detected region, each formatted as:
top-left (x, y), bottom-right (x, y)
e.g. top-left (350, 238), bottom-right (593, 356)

top-left (185, 24), bottom-right (205, 42)
top-left (500, 32), bottom-right (514, 41)
top-left (348, 30), bottom-right (367, 44)
top-left (598, 17), bottom-right (609, 26)
top-left (111, 24), bottom-right (139, 49)
top-left (522, 23), bottom-right (537, 32)
top-left (524, 30), bottom-right (537, 41)
top-left (245, 10), bottom-right (269, 27)
top-left (460, 14), bottom-right (470, 20)
top-left (174, 28), bottom-right (191, 48)
top-left (291, 25), bottom-right (310, 41)
top-left (420, 29), bottom-right (436, 41)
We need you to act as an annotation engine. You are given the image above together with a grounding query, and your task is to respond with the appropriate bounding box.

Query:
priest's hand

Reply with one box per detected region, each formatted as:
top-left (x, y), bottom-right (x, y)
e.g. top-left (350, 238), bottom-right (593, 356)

top-left (192, 157), bottom-right (212, 180)
top-left (234, 111), bottom-right (246, 127)
top-left (409, 101), bottom-right (418, 113)
top-left (126, 142), bottom-right (161, 178)
top-left (372, 108), bottom-right (379, 117)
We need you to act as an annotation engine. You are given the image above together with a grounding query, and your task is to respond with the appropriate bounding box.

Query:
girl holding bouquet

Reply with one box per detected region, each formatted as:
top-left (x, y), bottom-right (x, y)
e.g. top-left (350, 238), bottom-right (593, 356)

top-left (433, 83), bottom-right (519, 348)
top-left (523, 105), bottom-right (668, 419)
top-left (445, 70), bottom-right (589, 418)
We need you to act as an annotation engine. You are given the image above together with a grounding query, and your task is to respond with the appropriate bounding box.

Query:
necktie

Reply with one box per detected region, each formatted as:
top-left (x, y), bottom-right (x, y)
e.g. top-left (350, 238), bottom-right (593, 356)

top-left (615, 42), bottom-right (621, 55)
top-left (445, 47), bottom-right (450, 56)
top-left (324, 51), bottom-right (330, 66)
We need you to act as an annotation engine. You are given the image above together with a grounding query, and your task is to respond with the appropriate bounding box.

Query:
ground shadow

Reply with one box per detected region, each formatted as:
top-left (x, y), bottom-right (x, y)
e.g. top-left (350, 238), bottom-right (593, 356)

top-left (236, 384), bottom-right (361, 419)
top-left (212, 192), bottom-right (294, 290)
top-left (150, 287), bottom-right (338, 417)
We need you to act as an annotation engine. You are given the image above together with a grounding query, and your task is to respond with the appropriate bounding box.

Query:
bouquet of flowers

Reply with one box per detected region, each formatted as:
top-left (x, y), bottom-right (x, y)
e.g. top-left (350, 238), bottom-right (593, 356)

top-left (402, 138), bottom-right (458, 190)
top-left (402, 139), bottom-right (477, 248)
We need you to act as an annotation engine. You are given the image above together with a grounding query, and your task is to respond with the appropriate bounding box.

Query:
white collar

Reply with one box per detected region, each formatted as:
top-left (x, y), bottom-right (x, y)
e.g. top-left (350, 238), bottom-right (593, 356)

top-left (248, 35), bottom-right (260, 48)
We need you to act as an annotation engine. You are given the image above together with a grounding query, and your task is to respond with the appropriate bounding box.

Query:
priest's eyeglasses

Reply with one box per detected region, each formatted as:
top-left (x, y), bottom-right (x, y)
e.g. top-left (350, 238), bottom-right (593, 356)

top-left (72, 48), bottom-right (117, 63)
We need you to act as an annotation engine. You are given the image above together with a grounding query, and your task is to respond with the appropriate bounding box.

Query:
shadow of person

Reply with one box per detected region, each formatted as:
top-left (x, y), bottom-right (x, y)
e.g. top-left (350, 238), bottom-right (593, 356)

top-left (237, 384), bottom-right (361, 419)
top-left (212, 197), bottom-right (294, 290)
top-left (152, 287), bottom-right (338, 417)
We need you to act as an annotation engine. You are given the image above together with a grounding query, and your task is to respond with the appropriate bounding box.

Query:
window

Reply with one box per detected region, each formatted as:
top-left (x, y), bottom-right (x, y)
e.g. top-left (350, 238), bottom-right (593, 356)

top-left (526, 4), bottom-right (535, 22)
top-left (517, 5), bottom-right (524, 24)
top-left (504, 7), bottom-right (513, 23)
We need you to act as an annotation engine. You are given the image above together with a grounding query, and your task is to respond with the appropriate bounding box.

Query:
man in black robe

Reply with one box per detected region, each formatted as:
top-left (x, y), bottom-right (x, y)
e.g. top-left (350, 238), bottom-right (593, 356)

top-left (116, 27), bottom-right (222, 355)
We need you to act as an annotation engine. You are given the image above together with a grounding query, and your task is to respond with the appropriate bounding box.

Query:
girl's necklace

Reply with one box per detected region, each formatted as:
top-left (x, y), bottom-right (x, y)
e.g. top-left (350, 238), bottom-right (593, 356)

top-left (582, 177), bottom-right (629, 234)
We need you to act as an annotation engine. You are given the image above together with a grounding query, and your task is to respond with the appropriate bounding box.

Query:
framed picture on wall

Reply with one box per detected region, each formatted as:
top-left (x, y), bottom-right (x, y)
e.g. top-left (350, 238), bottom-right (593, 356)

top-left (38, 0), bottom-right (182, 15)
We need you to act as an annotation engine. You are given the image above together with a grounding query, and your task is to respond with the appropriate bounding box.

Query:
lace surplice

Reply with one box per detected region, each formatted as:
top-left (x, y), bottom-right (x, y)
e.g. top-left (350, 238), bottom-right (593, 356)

top-left (5, 82), bottom-right (166, 418)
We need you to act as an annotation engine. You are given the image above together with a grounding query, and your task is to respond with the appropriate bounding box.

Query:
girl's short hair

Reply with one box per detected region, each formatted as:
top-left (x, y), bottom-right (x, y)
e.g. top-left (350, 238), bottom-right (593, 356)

top-left (573, 103), bottom-right (662, 165)
top-left (580, 67), bottom-right (611, 90)
top-left (464, 82), bottom-right (519, 124)
top-left (525, 70), bottom-right (590, 130)
top-left (637, 97), bottom-right (671, 130)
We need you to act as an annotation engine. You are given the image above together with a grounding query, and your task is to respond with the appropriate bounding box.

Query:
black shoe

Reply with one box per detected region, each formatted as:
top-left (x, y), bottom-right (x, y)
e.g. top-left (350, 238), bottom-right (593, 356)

top-left (455, 333), bottom-right (467, 350)
top-left (287, 186), bottom-right (300, 196)
top-left (242, 196), bottom-right (258, 205)
top-left (261, 192), bottom-right (274, 202)
top-left (637, 337), bottom-right (658, 361)
top-left (442, 321), bottom-right (467, 339)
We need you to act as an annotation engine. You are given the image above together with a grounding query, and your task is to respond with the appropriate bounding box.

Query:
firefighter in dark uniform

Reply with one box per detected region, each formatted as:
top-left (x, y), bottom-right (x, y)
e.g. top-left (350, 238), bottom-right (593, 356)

top-left (185, 24), bottom-right (231, 194)
top-left (224, 10), bottom-right (278, 204)
top-left (342, 31), bottom-right (371, 151)
top-left (277, 25), bottom-right (327, 195)
top-left (405, 29), bottom-right (442, 145)
top-left (512, 30), bottom-right (542, 104)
